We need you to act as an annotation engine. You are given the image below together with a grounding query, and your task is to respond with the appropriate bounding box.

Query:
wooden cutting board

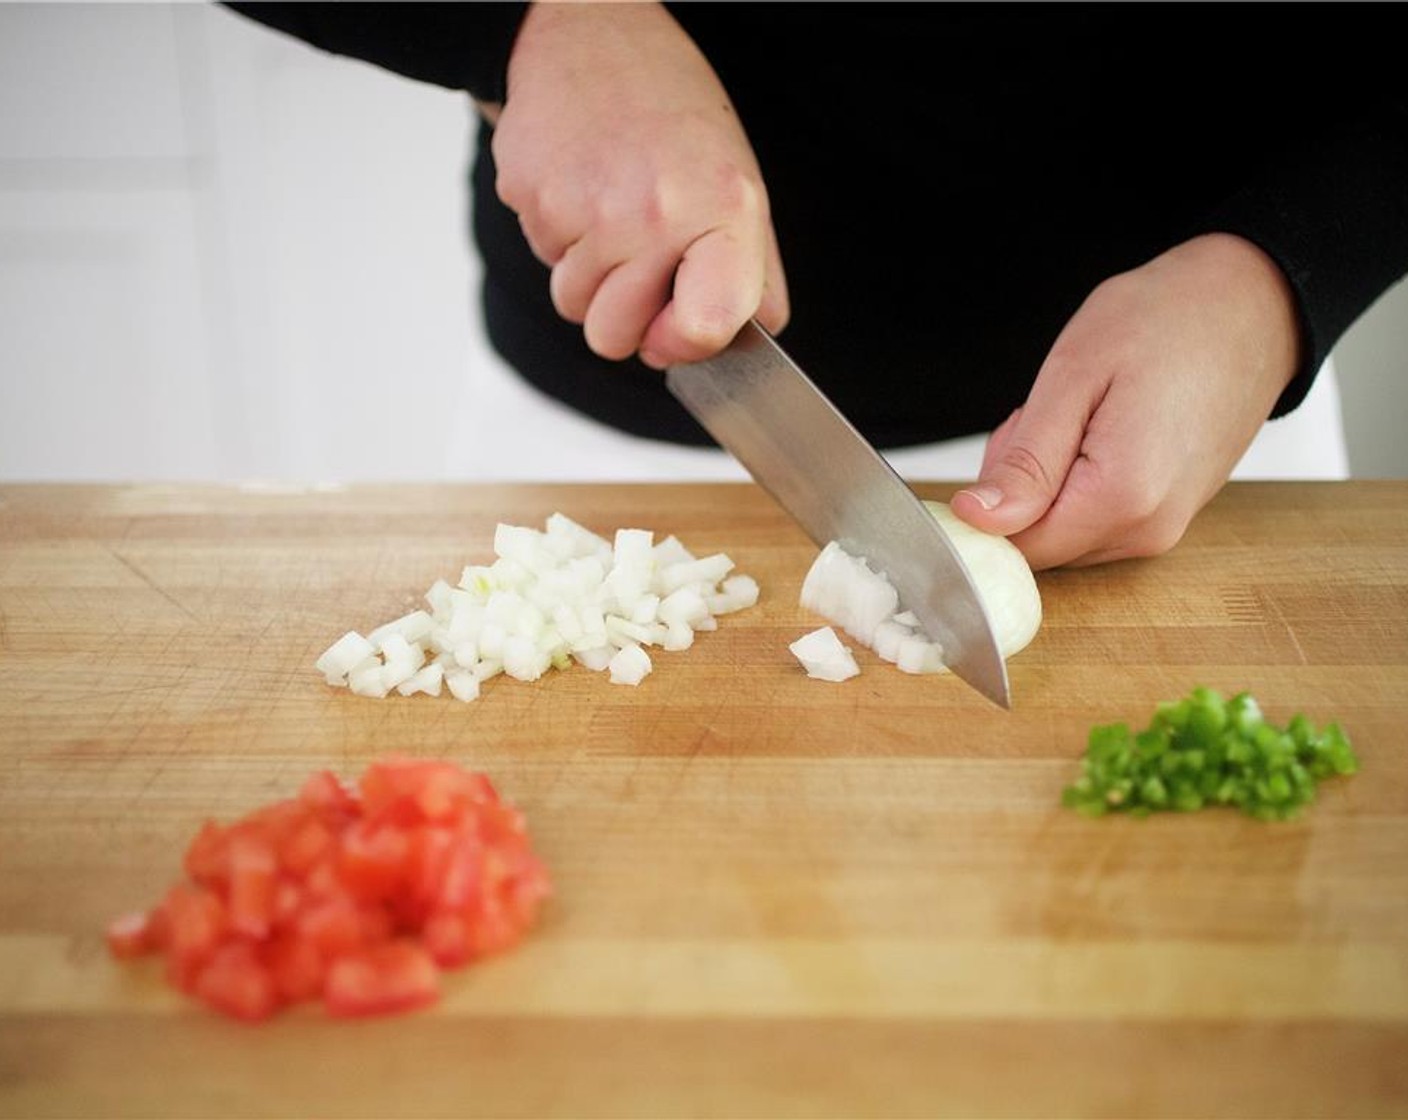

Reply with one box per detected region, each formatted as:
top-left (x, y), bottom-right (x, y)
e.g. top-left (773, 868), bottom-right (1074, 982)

top-left (1, 481), bottom-right (1405, 1119)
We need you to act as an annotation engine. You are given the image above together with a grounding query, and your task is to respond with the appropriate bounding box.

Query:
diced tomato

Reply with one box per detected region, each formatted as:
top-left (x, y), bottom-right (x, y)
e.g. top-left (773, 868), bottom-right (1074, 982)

top-left (324, 940), bottom-right (440, 1018)
top-left (271, 877), bottom-right (304, 928)
top-left (420, 910), bottom-right (467, 967)
top-left (263, 932), bottom-right (326, 1003)
top-left (227, 833), bottom-right (278, 939)
top-left (160, 886), bottom-right (228, 993)
top-left (302, 855), bottom-right (344, 901)
top-left (108, 758), bottom-right (548, 1023)
top-left (194, 941), bottom-right (279, 1022)
top-left (463, 895), bottom-right (523, 959)
top-left (434, 827), bottom-right (485, 914)
top-left (105, 909), bottom-right (162, 958)
top-left (411, 764), bottom-right (498, 823)
top-left (477, 802), bottom-right (525, 846)
top-left (279, 816), bottom-right (336, 879)
top-left (182, 821), bottom-right (230, 888)
top-left (242, 799), bottom-right (305, 850)
top-left (339, 820), bottom-right (411, 902)
top-left (403, 826), bottom-right (454, 904)
top-left (296, 896), bottom-right (376, 958)
top-left (299, 769), bottom-right (358, 821)
top-left (361, 758), bottom-right (499, 825)
top-left (160, 885), bottom-right (227, 965)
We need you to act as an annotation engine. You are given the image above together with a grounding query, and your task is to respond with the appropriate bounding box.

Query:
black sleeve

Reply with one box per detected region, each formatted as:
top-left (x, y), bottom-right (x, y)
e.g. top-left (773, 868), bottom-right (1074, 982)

top-left (1188, 16), bottom-right (1408, 417)
top-left (220, 1), bottom-right (530, 104)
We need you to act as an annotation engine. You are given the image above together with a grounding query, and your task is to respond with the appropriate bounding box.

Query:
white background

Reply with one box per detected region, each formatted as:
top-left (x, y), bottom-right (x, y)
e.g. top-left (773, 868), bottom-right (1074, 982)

top-left (1, 2), bottom-right (1404, 484)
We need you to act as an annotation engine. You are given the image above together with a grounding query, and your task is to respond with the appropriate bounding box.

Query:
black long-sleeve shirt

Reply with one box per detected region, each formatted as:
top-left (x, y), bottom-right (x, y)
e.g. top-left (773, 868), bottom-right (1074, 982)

top-left (224, 2), bottom-right (1408, 448)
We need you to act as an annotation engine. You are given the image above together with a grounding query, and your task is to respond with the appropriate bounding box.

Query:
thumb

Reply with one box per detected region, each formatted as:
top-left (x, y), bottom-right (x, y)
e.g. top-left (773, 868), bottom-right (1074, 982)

top-left (951, 389), bottom-right (1088, 538)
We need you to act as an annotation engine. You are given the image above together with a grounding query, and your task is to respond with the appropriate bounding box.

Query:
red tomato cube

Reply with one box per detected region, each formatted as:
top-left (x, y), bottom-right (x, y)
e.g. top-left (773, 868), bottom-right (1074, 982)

top-left (105, 909), bottom-right (162, 959)
top-left (324, 940), bottom-right (440, 1018)
top-left (194, 941), bottom-right (280, 1022)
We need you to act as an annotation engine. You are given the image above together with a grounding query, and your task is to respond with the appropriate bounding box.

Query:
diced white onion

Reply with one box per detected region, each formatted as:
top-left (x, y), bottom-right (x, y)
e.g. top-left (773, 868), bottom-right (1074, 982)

top-left (629, 594), bottom-right (661, 626)
top-left (608, 643), bottom-right (652, 686)
top-left (662, 621), bottom-right (695, 652)
top-left (425, 579), bottom-right (454, 616)
top-left (368, 610), bottom-right (435, 648)
top-left (472, 658), bottom-right (503, 682)
top-left (315, 512), bottom-right (759, 702)
top-left (396, 662), bottom-right (445, 696)
top-left (788, 626), bottom-right (860, 682)
top-left (545, 512), bottom-right (613, 564)
top-left (658, 553), bottom-right (734, 596)
top-left (573, 645), bottom-right (613, 672)
top-left (348, 662), bottom-right (390, 698)
top-left (606, 615), bottom-right (656, 648)
top-left (719, 574), bottom-right (759, 610)
top-left (659, 587), bottom-right (709, 627)
top-left (445, 668), bottom-right (480, 702)
top-left (502, 634), bottom-right (550, 682)
top-left (316, 631), bottom-right (376, 684)
top-left (651, 535), bottom-right (695, 572)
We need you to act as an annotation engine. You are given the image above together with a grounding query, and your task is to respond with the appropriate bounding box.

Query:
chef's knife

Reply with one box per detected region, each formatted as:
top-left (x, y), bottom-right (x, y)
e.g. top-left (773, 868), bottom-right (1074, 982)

top-left (665, 319), bottom-right (1011, 709)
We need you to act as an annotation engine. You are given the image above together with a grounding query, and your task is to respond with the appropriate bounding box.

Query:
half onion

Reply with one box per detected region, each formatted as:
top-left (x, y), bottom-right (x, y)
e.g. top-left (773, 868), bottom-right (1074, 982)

top-left (797, 500), bottom-right (1041, 675)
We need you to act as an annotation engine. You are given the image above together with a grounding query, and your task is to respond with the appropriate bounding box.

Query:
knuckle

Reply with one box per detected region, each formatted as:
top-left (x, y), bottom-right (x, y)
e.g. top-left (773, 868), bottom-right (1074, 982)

top-left (715, 164), bottom-right (763, 217)
top-left (1128, 513), bottom-right (1187, 558)
top-left (1100, 481), bottom-right (1184, 559)
top-left (704, 169), bottom-right (766, 235)
top-left (995, 442), bottom-right (1058, 495)
top-left (534, 182), bottom-right (578, 234)
top-left (491, 148), bottom-right (533, 212)
top-left (647, 162), bottom-right (764, 231)
top-left (1104, 470), bottom-right (1164, 526)
top-left (493, 168), bottom-right (525, 211)
top-left (637, 179), bottom-right (676, 231)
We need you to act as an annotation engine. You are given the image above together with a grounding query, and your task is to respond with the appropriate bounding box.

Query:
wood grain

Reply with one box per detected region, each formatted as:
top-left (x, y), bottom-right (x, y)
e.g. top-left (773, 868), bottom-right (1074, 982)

top-left (1, 481), bottom-right (1405, 1119)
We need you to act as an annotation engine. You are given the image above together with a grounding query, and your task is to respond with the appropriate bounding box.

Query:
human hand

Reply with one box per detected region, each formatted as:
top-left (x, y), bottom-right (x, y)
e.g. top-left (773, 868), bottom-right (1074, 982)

top-left (951, 233), bottom-right (1300, 569)
top-left (487, 2), bottom-right (788, 368)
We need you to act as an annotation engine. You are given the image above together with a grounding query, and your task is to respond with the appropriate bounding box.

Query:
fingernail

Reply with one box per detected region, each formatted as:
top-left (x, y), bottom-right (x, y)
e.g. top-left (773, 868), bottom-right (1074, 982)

top-left (639, 349), bottom-right (664, 369)
top-left (959, 485), bottom-right (1004, 511)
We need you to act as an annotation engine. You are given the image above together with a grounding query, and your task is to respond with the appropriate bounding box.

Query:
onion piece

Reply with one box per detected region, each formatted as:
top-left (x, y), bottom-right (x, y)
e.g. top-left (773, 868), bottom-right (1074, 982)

top-left (368, 610), bottom-right (435, 648)
top-left (316, 632), bottom-right (376, 685)
top-left (789, 626), bottom-right (860, 682)
top-left (396, 663), bottom-right (445, 697)
top-left (608, 644), bottom-right (652, 686)
top-left (445, 668), bottom-right (480, 703)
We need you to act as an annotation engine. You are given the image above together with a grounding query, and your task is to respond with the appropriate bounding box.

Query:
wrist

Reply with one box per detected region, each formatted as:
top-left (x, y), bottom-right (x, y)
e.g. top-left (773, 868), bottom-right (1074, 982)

top-left (1180, 232), bottom-right (1302, 397)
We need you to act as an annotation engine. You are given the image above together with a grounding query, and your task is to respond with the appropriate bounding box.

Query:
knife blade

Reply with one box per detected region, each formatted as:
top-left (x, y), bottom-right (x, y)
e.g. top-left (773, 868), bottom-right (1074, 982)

top-left (665, 319), bottom-right (1012, 709)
